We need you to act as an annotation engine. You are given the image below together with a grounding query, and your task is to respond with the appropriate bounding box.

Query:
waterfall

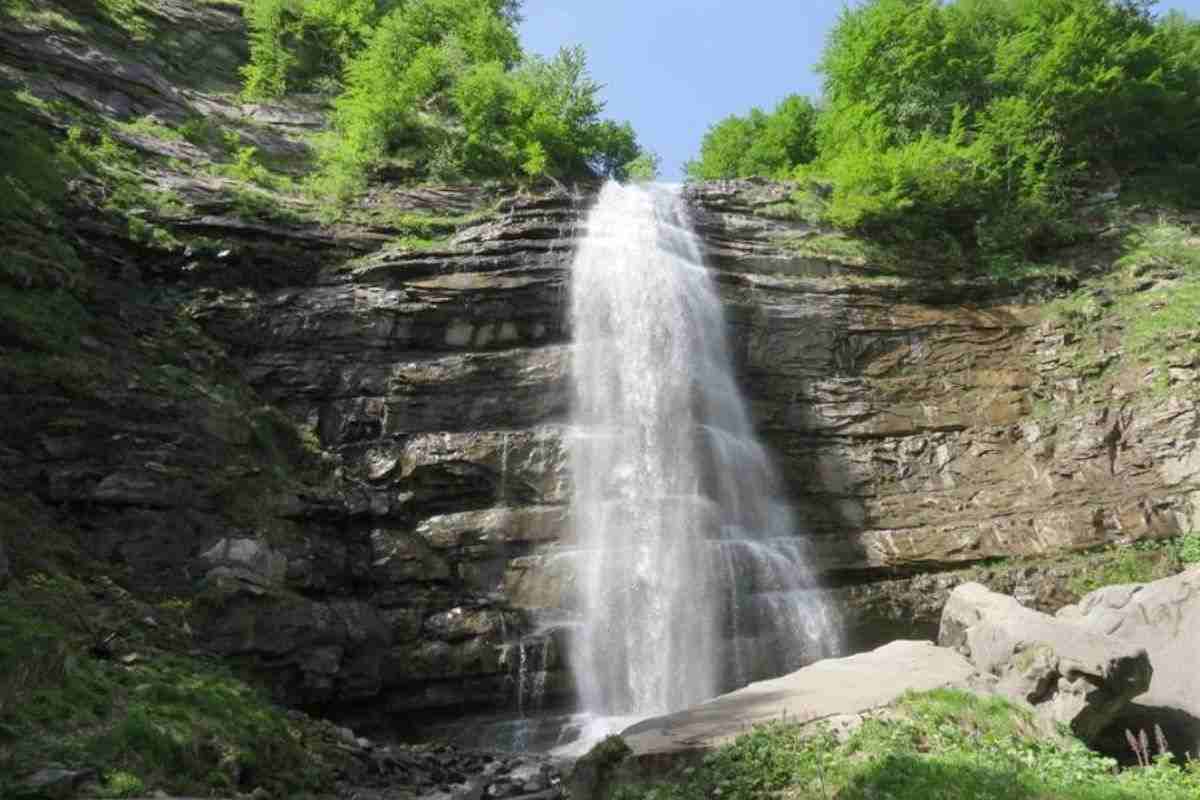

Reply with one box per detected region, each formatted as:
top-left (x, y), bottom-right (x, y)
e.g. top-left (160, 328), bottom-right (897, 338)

top-left (568, 182), bottom-right (838, 721)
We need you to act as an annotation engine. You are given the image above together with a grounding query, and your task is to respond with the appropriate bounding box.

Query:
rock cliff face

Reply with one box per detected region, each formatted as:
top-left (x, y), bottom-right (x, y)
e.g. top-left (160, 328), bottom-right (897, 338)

top-left (3, 0), bottom-right (1198, 721)
top-left (175, 180), bottom-right (1200, 722)
top-left (187, 187), bottom-right (587, 717)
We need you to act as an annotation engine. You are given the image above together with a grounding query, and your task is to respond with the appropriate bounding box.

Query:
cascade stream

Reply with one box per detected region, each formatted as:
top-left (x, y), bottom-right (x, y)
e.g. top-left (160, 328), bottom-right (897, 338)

top-left (567, 182), bottom-right (839, 732)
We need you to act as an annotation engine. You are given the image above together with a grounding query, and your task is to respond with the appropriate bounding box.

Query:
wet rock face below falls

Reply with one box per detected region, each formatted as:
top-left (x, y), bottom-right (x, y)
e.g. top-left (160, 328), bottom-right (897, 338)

top-left (172, 181), bottom-right (1200, 718)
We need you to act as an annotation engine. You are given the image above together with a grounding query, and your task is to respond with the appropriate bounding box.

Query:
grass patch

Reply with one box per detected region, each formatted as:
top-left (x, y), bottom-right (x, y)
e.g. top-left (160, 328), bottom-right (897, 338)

top-left (612, 689), bottom-right (1200, 800)
top-left (5, 0), bottom-right (155, 40)
top-left (1118, 222), bottom-right (1200, 370)
top-left (1177, 534), bottom-right (1200, 566)
top-left (0, 575), bottom-right (340, 798)
top-left (0, 285), bottom-right (90, 353)
top-left (776, 231), bottom-right (884, 266)
top-left (115, 115), bottom-right (187, 143)
top-left (1057, 534), bottom-right (1200, 598)
top-left (1047, 218), bottom-right (1200, 397)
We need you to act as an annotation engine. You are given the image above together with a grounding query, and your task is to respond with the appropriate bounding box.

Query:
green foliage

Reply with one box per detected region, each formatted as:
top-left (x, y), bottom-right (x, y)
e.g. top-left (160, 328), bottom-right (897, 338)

top-left (687, 94), bottom-right (819, 180)
top-left (0, 84), bottom-right (83, 290)
top-left (0, 578), bottom-right (338, 798)
top-left (95, 0), bottom-right (153, 39)
top-left (692, 0), bottom-right (1200, 261)
top-left (622, 150), bottom-right (661, 182)
top-left (1067, 540), bottom-right (1177, 596)
top-left (63, 125), bottom-right (187, 247)
top-left (451, 46), bottom-right (640, 181)
top-left (241, 0), bottom-right (389, 98)
top-left (614, 689), bottom-right (1200, 800)
top-left (1177, 534), bottom-right (1200, 565)
top-left (242, 0), bottom-right (643, 195)
top-left (1116, 221), bottom-right (1200, 359)
top-left (2, 0), bottom-right (154, 37)
top-left (98, 770), bottom-right (145, 798)
top-left (809, 0), bottom-right (1200, 255)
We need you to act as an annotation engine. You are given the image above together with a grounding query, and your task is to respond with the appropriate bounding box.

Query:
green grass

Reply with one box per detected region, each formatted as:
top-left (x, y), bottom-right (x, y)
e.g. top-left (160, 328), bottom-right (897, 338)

top-left (1177, 534), bottom-right (1200, 566)
top-left (1046, 219), bottom-right (1200, 397)
top-left (0, 575), bottom-right (340, 798)
top-left (5, 0), bottom-right (155, 39)
top-left (612, 689), bottom-right (1200, 800)
top-left (1117, 222), bottom-right (1200, 366)
top-left (115, 115), bottom-right (187, 143)
top-left (1065, 540), bottom-right (1183, 597)
top-left (775, 231), bottom-right (883, 266)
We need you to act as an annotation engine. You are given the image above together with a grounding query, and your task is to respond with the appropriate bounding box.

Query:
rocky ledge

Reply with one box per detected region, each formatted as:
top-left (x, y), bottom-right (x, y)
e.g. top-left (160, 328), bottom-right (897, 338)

top-left (572, 571), bottom-right (1200, 800)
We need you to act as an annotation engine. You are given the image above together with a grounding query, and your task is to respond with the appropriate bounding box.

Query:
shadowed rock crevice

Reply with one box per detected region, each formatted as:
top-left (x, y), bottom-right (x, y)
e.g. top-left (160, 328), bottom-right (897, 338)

top-left (1093, 704), bottom-right (1200, 765)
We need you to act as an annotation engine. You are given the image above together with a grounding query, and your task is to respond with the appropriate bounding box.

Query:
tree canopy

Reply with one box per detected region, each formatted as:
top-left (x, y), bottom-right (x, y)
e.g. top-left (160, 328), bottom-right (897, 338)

top-left (240, 0), bottom-right (645, 196)
top-left (686, 95), bottom-right (820, 180)
top-left (689, 0), bottom-right (1200, 255)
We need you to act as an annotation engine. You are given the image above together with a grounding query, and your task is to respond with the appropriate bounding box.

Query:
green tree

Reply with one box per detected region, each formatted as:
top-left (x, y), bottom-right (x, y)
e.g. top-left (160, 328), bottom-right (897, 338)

top-left (802, 0), bottom-right (1200, 254)
top-left (686, 94), bottom-right (819, 179)
top-left (621, 150), bottom-right (661, 182)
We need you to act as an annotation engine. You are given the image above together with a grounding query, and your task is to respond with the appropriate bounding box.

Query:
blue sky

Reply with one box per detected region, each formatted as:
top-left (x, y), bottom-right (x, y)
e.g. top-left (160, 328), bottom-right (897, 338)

top-left (520, 1), bottom-right (1200, 179)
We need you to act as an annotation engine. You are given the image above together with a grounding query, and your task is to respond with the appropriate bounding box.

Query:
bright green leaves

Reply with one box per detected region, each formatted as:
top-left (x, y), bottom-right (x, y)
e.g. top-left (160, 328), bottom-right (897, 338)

top-left (803, 0), bottom-right (1200, 257)
top-left (690, 0), bottom-right (1200, 260)
top-left (687, 94), bottom-right (820, 180)
top-left (241, 0), bottom-right (401, 99)
top-left (242, 0), bottom-right (644, 195)
top-left (449, 47), bottom-right (639, 180)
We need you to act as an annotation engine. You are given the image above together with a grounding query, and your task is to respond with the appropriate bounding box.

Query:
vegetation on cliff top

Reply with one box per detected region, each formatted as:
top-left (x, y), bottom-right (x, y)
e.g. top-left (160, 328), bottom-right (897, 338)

top-left (239, 0), bottom-right (647, 196)
top-left (690, 0), bottom-right (1200, 261)
top-left (612, 689), bottom-right (1200, 800)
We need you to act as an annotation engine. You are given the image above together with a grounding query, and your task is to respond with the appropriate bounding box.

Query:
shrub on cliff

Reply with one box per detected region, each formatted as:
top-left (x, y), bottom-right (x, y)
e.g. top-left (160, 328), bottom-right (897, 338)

top-left (241, 0), bottom-right (644, 194)
top-left (808, 0), bottom-right (1200, 255)
top-left (686, 94), bottom-right (821, 180)
top-left (692, 0), bottom-right (1200, 258)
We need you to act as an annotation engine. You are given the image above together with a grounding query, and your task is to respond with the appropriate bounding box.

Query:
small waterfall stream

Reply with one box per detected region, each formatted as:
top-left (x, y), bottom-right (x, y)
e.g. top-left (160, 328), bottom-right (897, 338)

top-left (567, 182), bottom-right (839, 731)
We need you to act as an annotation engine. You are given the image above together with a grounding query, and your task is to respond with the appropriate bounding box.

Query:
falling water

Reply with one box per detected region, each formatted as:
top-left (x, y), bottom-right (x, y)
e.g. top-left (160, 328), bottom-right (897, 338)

top-left (568, 182), bottom-right (839, 722)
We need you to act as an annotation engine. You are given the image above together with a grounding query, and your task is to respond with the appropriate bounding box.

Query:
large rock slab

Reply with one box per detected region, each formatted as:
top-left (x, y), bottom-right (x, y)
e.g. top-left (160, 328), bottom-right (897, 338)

top-left (619, 640), bottom-right (978, 762)
top-left (1057, 567), bottom-right (1200, 758)
top-left (568, 641), bottom-right (983, 800)
top-left (939, 582), bottom-right (1152, 740)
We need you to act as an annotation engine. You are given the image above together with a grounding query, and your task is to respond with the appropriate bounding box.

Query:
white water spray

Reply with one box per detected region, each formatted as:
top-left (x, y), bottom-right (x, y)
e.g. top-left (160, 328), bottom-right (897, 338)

top-left (568, 182), bottom-right (838, 722)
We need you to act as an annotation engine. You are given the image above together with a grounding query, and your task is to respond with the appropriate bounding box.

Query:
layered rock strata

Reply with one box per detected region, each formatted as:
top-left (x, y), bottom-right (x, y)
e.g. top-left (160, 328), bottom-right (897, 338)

top-left (5, 7), bottom-right (1199, 721)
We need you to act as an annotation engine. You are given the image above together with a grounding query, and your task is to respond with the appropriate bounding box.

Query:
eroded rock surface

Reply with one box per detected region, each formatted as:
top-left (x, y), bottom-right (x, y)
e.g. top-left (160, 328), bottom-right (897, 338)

top-left (1057, 567), bottom-right (1200, 758)
top-left (939, 582), bottom-right (1152, 740)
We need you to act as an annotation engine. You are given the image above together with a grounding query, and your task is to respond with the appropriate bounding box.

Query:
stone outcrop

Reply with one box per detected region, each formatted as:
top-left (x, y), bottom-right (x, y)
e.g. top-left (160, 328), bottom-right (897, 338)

top-left (686, 181), bottom-right (1200, 580)
top-left (618, 640), bottom-right (980, 763)
top-left (570, 633), bottom-right (1148, 800)
top-left (1057, 567), bottom-right (1200, 758)
top-left (939, 582), bottom-right (1152, 740)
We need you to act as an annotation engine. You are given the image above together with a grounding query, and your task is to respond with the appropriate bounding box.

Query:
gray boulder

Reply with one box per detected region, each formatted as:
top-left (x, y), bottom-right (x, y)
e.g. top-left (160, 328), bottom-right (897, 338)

top-left (1056, 567), bottom-right (1200, 758)
top-left (618, 641), bottom-right (980, 766)
top-left (939, 582), bottom-right (1152, 740)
